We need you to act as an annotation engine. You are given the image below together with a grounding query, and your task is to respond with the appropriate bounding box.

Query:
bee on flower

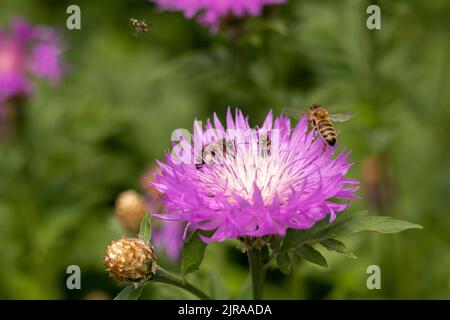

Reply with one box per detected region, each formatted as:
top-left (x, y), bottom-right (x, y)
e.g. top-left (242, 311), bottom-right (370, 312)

top-left (153, 107), bottom-right (359, 245)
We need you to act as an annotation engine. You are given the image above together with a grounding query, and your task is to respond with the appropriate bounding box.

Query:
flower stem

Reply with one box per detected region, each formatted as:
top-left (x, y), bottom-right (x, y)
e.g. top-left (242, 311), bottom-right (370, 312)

top-left (247, 248), bottom-right (267, 300)
top-left (153, 267), bottom-right (211, 300)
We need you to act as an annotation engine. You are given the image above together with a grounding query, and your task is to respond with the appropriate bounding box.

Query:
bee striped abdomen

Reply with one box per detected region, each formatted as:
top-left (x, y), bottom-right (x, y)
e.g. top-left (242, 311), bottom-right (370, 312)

top-left (317, 119), bottom-right (336, 146)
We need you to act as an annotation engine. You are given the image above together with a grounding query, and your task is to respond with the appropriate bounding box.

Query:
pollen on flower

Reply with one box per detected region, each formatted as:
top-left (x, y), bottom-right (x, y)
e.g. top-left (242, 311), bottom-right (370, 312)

top-left (104, 237), bottom-right (156, 283)
top-left (194, 142), bottom-right (305, 206)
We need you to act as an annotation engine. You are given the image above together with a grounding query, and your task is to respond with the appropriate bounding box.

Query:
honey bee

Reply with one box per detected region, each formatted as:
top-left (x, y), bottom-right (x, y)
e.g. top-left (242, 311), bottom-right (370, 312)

top-left (283, 104), bottom-right (355, 147)
top-left (258, 132), bottom-right (272, 157)
top-left (195, 139), bottom-right (235, 169)
top-left (130, 18), bottom-right (149, 33)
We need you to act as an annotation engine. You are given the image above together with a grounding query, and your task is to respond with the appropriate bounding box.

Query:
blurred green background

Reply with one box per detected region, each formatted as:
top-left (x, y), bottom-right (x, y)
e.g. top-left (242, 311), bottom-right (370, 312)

top-left (0, 0), bottom-right (449, 299)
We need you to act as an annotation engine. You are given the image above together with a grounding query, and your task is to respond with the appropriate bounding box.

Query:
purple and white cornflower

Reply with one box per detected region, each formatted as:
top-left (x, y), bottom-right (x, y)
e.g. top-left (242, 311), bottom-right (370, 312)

top-left (154, 108), bottom-right (359, 243)
top-left (151, 0), bottom-right (286, 32)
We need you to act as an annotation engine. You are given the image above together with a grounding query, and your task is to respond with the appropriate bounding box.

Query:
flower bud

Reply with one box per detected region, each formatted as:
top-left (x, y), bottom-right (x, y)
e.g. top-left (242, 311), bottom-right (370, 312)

top-left (115, 190), bottom-right (147, 231)
top-left (139, 165), bottom-right (163, 204)
top-left (104, 237), bottom-right (156, 283)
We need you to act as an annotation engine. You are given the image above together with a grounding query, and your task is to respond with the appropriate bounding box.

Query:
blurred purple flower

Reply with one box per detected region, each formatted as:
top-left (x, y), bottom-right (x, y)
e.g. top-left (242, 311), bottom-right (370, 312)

top-left (140, 165), bottom-right (184, 261)
top-left (154, 108), bottom-right (359, 243)
top-left (152, 221), bottom-right (185, 261)
top-left (0, 18), bottom-right (64, 103)
top-left (29, 42), bottom-right (62, 84)
top-left (151, 0), bottom-right (286, 32)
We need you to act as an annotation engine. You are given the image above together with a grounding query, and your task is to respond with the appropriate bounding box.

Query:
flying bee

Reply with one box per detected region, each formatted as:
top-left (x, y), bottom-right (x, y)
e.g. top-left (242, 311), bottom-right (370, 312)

top-left (195, 139), bottom-right (236, 169)
top-left (130, 18), bottom-right (149, 33)
top-left (283, 104), bottom-right (356, 147)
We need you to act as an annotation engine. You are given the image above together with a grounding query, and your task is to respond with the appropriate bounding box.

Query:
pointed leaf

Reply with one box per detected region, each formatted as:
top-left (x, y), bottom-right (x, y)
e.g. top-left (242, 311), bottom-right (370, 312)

top-left (139, 213), bottom-right (151, 244)
top-left (319, 214), bottom-right (423, 240)
top-left (114, 284), bottom-right (144, 300)
top-left (281, 216), bottom-right (331, 252)
top-left (276, 250), bottom-right (292, 275)
top-left (269, 236), bottom-right (282, 252)
top-left (320, 239), bottom-right (357, 259)
top-left (280, 211), bottom-right (422, 254)
top-left (359, 216), bottom-right (423, 233)
top-left (182, 230), bottom-right (211, 276)
top-left (295, 244), bottom-right (328, 268)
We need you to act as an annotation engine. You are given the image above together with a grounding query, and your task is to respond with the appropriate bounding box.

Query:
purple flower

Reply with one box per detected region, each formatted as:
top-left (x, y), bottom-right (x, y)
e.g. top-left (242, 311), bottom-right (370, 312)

top-left (0, 18), bottom-right (64, 103)
top-left (154, 108), bottom-right (359, 243)
top-left (140, 165), bottom-right (184, 260)
top-left (151, 0), bottom-right (287, 32)
top-left (152, 221), bottom-right (185, 261)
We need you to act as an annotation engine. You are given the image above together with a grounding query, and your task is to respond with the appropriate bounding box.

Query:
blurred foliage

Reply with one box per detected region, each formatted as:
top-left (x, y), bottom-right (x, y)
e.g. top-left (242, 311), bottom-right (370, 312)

top-left (0, 0), bottom-right (449, 299)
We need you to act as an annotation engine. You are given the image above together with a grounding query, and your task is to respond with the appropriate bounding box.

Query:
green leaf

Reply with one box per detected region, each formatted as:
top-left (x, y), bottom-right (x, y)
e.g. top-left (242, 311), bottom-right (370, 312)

top-left (295, 244), bottom-right (328, 268)
top-left (114, 284), bottom-right (144, 300)
top-left (319, 213), bottom-right (423, 240)
top-left (320, 239), bottom-right (357, 259)
top-left (362, 216), bottom-right (423, 233)
top-left (269, 236), bottom-right (282, 252)
top-left (276, 250), bottom-right (292, 275)
top-left (139, 213), bottom-right (151, 244)
top-left (182, 230), bottom-right (210, 276)
top-left (280, 211), bottom-right (422, 254)
top-left (280, 217), bottom-right (331, 252)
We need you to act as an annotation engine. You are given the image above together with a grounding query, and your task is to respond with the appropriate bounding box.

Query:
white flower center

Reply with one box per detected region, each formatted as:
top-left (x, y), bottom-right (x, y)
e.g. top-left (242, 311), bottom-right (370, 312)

top-left (194, 141), bottom-right (311, 205)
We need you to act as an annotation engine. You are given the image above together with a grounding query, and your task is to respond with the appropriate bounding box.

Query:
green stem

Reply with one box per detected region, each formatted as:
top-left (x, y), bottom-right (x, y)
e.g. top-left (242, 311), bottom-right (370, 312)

top-left (153, 267), bottom-right (211, 300)
top-left (247, 248), bottom-right (267, 300)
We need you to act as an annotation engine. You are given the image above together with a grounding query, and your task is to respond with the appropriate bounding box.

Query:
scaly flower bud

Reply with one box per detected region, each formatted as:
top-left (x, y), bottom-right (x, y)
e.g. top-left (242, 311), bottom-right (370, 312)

top-left (104, 237), bottom-right (156, 283)
top-left (115, 190), bottom-right (147, 231)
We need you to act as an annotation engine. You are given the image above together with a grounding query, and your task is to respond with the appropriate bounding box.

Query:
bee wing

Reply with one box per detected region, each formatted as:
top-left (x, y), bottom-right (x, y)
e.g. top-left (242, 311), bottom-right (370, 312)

top-left (281, 108), bottom-right (307, 120)
top-left (329, 112), bottom-right (356, 122)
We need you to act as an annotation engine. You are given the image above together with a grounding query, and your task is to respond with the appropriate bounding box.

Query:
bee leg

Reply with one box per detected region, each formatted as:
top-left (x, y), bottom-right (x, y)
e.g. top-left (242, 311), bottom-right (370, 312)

top-left (312, 129), bottom-right (319, 142)
top-left (308, 129), bottom-right (319, 150)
